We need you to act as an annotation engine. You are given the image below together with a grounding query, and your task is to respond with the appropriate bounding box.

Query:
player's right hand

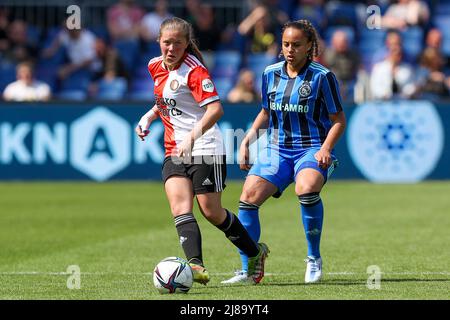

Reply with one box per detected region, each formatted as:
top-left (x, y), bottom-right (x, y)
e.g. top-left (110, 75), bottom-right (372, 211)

top-left (239, 143), bottom-right (251, 171)
top-left (135, 125), bottom-right (150, 141)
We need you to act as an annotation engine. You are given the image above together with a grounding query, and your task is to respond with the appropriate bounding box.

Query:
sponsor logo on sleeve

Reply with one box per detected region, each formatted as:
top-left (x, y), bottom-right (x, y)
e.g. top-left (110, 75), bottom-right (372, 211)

top-left (202, 79), bottom-right (215, 93)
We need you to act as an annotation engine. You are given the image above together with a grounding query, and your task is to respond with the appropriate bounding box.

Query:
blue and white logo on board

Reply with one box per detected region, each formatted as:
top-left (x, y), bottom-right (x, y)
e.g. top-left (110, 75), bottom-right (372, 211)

top-left (70, 107), bottom-right (131, 181)
top-left (348, 101), bottom-right (444, 183)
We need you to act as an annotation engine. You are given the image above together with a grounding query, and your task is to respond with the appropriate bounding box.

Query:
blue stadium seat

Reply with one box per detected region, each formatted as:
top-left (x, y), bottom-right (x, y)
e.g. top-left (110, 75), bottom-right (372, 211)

top-left (36, 46), bottom-right (67, 92)
top-left (96, 77), bottom-right (127, 100)
top-left (129, 76), bottom-right (154, 101)
top-left (358, 29), bottom-right (387, 70)
top-left (443, 36), bottom-right (450, 56)
top-left (433, 15), bottom-right (450, 33)
top-left (60, 68), bottom-right (91, 92)
top-left (91, 25), bottom-right (109, 42)
top-left (133, 53), bottom-right (153, 78)
top-left (58, 90), bottom-right (87, 101)
top-left (434, 3), bottom-right (450, 15)
top-left (400, 27), bottom-right (424, 59)
top-left (246, 53), bottom-right (277, 91)
top-left (211, 50), bottom-right (241, 79)
top-left (325, 2), bottom-right (358, 27)
top-left (27, 25), bottom-right (41, 46)
top-left (0, 62), bottom-right (17, 93)
top-left (113, 39), bottom-right (139, 74)
top-left (213, 77), bottom-right (234, 99)
top-left (292, 4), bottom-right (326, 34)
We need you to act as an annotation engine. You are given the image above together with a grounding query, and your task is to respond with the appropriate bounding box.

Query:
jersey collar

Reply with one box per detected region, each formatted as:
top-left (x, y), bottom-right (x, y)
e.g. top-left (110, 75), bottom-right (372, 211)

top-left (282, 59), bottom-right (311, 79)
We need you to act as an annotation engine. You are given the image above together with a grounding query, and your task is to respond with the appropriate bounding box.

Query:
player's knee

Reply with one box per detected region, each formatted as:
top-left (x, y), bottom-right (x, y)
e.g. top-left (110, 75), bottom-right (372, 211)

top-left (240, 188), bottom-right (260, 205)
top-left (295, 182), bottom-right (321, 195)
top-left (170, 201), bottom-right (192, 215)
top-left (198, 202), bottom-right (224, 224)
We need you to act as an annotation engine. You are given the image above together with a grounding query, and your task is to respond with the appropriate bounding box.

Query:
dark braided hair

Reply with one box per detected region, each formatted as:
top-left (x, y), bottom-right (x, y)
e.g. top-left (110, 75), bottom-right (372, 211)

top-left (158, 17), bottom-right (206, 67)
top-left (280, 20), bottom-right (320, 60)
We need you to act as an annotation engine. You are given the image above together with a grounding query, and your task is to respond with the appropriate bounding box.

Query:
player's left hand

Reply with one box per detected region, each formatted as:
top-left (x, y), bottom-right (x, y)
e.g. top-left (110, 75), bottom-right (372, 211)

top-left (177, 136), bottom-right (194, 159)
top-left (314, 148), bottom-right (332, 169)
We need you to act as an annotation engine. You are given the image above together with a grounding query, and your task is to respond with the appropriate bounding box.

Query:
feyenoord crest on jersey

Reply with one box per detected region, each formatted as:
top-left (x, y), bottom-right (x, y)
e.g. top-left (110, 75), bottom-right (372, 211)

top-left (170, 79), bottom-right (180, 91)
top-left (299, 80), bottom-right (312, 97)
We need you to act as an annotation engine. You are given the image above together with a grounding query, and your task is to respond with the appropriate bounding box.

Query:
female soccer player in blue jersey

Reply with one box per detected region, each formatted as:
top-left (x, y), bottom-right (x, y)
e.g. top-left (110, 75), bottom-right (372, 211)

top-left (222, 20), bottom-right (346, 284)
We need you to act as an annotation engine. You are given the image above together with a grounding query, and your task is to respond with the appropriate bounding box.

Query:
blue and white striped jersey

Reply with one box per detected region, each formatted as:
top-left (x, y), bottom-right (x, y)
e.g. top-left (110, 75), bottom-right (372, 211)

top-left (261, 59), bottom-right (343, 149)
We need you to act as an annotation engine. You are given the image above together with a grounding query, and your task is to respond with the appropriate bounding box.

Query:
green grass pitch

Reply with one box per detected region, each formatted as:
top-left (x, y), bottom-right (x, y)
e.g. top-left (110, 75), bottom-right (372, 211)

top-left (0, 181), bottom-right (449, 300)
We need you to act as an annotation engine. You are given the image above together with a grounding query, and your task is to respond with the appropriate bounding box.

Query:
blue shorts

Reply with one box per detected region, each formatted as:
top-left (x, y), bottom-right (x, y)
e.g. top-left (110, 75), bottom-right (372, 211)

top-left (248, 145), bottom-right (338, 197)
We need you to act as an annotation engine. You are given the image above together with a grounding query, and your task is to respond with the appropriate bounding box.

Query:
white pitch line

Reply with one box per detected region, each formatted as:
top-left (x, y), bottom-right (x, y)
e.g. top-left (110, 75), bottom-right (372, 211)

top-left (0, 272), bottom-right (449, 276)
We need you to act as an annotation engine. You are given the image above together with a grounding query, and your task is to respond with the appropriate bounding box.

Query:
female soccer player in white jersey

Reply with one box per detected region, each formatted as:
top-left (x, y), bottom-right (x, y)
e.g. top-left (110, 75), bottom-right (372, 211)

top-left (134, 17), bottom-right (269, 285)
top-left (222, 20), bottom-right (347, 284)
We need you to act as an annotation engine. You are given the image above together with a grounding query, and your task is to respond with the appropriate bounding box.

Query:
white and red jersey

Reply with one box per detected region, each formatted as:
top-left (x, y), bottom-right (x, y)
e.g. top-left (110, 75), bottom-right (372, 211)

top-left (148, 53), bottom-right (225, 157)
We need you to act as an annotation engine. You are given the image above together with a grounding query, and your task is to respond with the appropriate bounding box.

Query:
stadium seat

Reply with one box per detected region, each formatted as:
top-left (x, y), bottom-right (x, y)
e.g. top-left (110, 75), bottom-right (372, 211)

top-left (442, 36), bottom-right (450, 56)
top-left (27, 25), bottom-right (41, 46)
top-left (434, 2), bottom-right (450, 15)
top-left (0, 62), bottom-right (17, 93)
top-left (211, 50), bottom-right (241, 79)
top-left (325, 2), bottom-right (358, 27)
top-left (35, 46), bottom-right (67, 93)
top-left (213, 77), bottom-right (234, 99)
top-left (91, 25), bottom-right (109, 42)
top-left (246, 53), bottom-right (277, 91)
top-left (96, 77), bottom-right (127, 100)
top-left (433, 15), bottom-right (450, 33)
top-left (60, 68), bottom-right (91, 92)
top-left (113, 39), bottom-right (139, 74)
top-left (129, 76), bottom-right (155, 101)
top-left (58, 90), bottom-right (87, 101)
top-left (400, 27), bottom-right (424, 59)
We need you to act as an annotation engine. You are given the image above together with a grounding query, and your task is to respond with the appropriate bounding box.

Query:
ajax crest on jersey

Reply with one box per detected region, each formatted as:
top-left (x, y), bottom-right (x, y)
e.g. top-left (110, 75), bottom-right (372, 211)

top-left (153, 257), bottom-right (193, 294)
top-left (299, 81), bottom-right (312, 97)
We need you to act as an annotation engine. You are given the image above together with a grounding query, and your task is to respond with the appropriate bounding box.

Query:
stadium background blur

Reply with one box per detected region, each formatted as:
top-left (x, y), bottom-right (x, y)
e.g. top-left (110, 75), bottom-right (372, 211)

top-left (0, 0), bottom-right (449, 103)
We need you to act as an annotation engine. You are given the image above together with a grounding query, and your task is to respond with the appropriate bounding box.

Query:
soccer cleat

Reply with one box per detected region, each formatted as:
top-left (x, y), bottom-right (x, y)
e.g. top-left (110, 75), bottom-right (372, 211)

top-left (189, 263), bottom-right (210, 285)
top-left (220, 270), bottom-right (251, 284)
top-left (247, 242), bottom-right (270, 284)
top-left (304, 256), bottom-right (322, 283)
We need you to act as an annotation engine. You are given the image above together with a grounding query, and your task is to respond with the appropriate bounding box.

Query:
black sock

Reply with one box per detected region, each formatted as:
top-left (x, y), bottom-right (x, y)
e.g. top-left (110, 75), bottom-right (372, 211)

top-left (216, 209), bottom-right (259, 257)
top-left (174, 213), bottom-right (203, 265)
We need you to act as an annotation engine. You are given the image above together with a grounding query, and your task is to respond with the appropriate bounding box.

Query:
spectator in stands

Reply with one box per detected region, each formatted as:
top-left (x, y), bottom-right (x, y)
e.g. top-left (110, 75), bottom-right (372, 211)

top-left (416, 47), bottom-right (450, 100)
top-left (183, 0), bottom-right (202, 25)
top-left (89, 38), bottom-right (129, 97)
top-left (372, 30), bottom-right (414, 65)
top-left (3, 61), bottom-right (51, 101)
top-left (424, 28), bottom-right (450, 69)
top-left (4, 20), bottom-right (37, 64)
top-left (42, 27), bottom-right (97, 80)
top-left (292, 0), bottom-right (327, 34)
top-left (0, 7), bottom-right (10, 59)
top-left (140, 0), bottom-right (173, 43)
top-left (192, 3), bottom-right (221, 52)
top-left (324, 30), bottom-right (360, 100)
top-left (107, 0), bottom-right (144, 42)
top-left (370, 44), bottom-right (417, 100)
top-left (382, 0), bottom-right (429, 30)
top-left (238, 0), bottom-right (288, 55)
top-left (227, 69), bottom-right (260, 103)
